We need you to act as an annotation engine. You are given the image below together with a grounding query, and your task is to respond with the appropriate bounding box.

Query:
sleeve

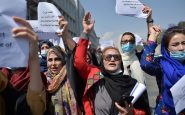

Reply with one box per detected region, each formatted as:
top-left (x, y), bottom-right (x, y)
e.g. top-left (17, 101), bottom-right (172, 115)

top-left (140, 41), bottom-right (161, 76)
top-left (74, 32), bottom-right (99, 82)
top-left (133, 108), bottom-right (146, 115)
top-left (26, 87), bottom-right (46, 115)
top-left (0, 70), bottom-right (8, 92)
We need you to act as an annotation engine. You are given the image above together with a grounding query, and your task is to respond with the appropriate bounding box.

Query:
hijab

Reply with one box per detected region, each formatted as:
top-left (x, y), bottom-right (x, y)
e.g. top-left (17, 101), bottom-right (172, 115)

top-left (159, 26), bottom-right (185, 109)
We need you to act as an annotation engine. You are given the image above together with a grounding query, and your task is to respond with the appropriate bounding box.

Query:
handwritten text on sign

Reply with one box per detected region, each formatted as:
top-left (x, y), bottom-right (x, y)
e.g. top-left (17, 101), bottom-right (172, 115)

top-left (38, 2), bottom-right (61, 32)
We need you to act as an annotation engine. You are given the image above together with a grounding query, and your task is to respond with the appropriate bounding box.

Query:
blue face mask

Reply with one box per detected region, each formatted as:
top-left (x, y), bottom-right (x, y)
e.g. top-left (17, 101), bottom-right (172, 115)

top-left (169, 50), bottom-right (185, 62)
top-left (121, 43), bottom-right (136, 53)
top-left (41, 50), bottom-right (48, 57)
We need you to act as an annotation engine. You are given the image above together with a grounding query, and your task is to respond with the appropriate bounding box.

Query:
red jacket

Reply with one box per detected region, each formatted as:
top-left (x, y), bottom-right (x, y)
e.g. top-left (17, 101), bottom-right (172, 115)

top-left (74, 38), bottom-right (146, 115)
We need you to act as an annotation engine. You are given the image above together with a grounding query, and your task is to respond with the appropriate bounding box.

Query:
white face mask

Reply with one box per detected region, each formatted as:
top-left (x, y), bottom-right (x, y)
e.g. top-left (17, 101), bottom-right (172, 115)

top-left (41, 50), bottom-right (48, 57)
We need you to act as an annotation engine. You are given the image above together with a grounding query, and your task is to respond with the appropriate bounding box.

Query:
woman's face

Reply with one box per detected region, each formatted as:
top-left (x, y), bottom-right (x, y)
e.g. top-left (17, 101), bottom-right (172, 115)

top-left (168, 33), bottom-right (185, 52)
top-left (121, 35), bottom-right (135, 44)
top-left (41, 43), bottom-right (50, 51)
top-left (103, 49), bottom-right (121, 73)
top-left (47, 52), bottom-right (63, 74)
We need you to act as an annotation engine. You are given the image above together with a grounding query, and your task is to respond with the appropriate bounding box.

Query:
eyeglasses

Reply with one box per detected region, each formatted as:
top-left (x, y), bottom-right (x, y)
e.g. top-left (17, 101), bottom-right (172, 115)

top-left (121, 40), bottom-right (135, 44)
top-left (103, 54), bottom-right (121, 61)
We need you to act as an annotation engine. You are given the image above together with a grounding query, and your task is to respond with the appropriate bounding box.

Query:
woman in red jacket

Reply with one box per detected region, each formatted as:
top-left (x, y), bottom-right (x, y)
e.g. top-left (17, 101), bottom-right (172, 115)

top-left (74, 12), bottom-right (150, 115)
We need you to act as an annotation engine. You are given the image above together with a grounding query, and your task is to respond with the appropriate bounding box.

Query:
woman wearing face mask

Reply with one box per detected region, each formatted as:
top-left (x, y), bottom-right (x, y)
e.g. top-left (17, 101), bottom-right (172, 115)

top-left (116, 32), bottom-right (145, 84)
top-left (140, 25), bottom-right (185, 114)
top-left (74, 12), bottom-right (150, 115)
top-left (116, 5), bottom-right (153, 84)
top-left (39, 40), bottom-right (54, 73)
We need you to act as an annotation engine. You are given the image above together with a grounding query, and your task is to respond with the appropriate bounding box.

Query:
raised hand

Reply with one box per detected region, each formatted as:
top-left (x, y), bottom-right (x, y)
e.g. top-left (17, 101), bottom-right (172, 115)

top-left (12, 16), bottom-right (38, 60)
top-left (12, 16), bottom-right (43, 91)
top-left (142, 5), bottom-right (152, 21)
top-left (148, 25), bottom-right (161, 42)
top-left (57, 16), bottom-right (69, 37)
top-left (83, 12), bottom-right (95, 34)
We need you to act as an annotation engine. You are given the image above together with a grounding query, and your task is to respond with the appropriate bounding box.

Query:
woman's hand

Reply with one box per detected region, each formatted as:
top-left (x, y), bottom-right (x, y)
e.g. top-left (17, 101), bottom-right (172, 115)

top-left (142, 5), bottom-right (152, 21)
top-left (148, 25), bottom-right (161, 42)
top-left (12, 16), bottom-right (43, 93)
top-left (12, 16), bottom-right (38, 60)
top-left (83, 12), bottom-right (95, 34)
top-left (57, 16), bottom-right (69, 37)
top-left (115, 102), bottom-right (134, 115)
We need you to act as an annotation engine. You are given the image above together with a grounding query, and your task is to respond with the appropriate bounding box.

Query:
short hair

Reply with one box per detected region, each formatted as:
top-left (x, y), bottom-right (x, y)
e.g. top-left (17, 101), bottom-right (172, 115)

top-left (102, 46), bottom-right (121, 56)
top-left (101, 46), bottom-right (124, 71)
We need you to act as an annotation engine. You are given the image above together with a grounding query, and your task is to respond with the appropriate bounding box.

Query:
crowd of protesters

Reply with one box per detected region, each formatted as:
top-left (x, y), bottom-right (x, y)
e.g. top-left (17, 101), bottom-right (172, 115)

top-left (0, 3), bottom-right (185, 115)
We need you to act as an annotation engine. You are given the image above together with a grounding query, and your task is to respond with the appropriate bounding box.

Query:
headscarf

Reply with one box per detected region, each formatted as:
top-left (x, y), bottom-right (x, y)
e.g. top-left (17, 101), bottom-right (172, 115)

top-left (46, 46), bottom-right (67, 92)
top-left (115, 33), bottom-right (145, 83)
top-left (100, 46), bottom-right (136, 114)
top-left (159, 26), bottom-right (185, 109)
top-left (39, 40), bottom-right (54, 72)
top-left (46, 46), bottom-right (78, 115)
top-left (101, 69), bottom-right (137, 114)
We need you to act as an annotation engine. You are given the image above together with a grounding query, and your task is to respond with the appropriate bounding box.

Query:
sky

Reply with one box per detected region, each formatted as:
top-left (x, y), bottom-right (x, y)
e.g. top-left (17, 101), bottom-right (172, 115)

top-left (79, 0), bottom-right (185, 41)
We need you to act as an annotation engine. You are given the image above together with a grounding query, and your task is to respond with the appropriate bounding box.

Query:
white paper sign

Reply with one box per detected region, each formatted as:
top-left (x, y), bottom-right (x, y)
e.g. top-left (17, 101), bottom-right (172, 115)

top-left (130, 82), bottom-right (146, 104)
top-left (170, 75), bottom-right (185, 114)
top-left (38, 2), bottom-right (62, 32)
top-left (0, 0), bottom-right (26, 32)
top-left (115, 0), bottom-right (147, 18)
top-left (134, 34), bottom-right (143, 46)
top-left (99, 40), bottom-right (114, 50)
top-left (72, 37), bottom-right (80, 43)
top-left (0, 34), bottom-right (28, 67)
top-left (28, 20), bottom-right (59, 40)
top-left (0, 0), bottom-right (28, 67)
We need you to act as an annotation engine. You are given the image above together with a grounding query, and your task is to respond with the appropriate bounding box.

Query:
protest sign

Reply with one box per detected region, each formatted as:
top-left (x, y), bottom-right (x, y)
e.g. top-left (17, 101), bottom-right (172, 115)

top-left (115, 0), bottom-right (147, 18)
top-left (0, 0), bottom-right (28, 67)
top-left (0, 0), bottom-right (26, 33)
top-left (38, 2), bottom-right (62, 32)
top-left (170, 75), bottom-right (185, 114)
top-left (0, 33), bottom-right (28, 67)
top-left (130, 82), bottom-right (146, 104)
top-left (28, 20), bottom-right (59, 40)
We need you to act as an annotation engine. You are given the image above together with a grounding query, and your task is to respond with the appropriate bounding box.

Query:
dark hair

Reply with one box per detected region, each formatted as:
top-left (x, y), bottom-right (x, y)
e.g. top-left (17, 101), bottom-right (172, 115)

top-left (121, 32), bottom-right (136, 43)
top-left (39, 40), bottom-right (54, 52)
top-left (163, 26), bottom-right (185, 49)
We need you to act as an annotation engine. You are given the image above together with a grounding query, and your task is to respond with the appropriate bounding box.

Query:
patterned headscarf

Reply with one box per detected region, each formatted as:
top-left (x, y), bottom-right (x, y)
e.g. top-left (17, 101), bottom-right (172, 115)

top-left (46, 46), bottom-right (78, 115)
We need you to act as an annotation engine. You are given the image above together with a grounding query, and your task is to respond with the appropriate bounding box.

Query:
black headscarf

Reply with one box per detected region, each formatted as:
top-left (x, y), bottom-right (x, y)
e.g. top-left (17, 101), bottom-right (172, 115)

top-left (101, 69), bottom-right (137, 115)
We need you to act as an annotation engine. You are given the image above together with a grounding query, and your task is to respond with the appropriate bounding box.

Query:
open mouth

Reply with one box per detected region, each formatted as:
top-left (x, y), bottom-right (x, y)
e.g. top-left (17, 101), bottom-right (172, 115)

top-left (108, 63), bottom-right (116, 66)
top-left (51, 67), bottom-right (58, 72)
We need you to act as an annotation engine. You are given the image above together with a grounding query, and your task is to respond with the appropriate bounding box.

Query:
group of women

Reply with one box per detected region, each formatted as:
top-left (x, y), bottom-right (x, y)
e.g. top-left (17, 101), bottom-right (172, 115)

top-left (0, 4), bottom-right (185, 115)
